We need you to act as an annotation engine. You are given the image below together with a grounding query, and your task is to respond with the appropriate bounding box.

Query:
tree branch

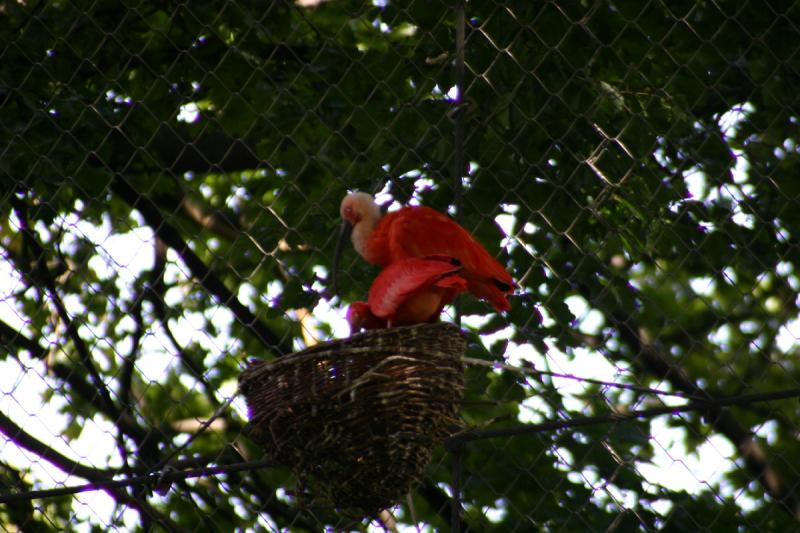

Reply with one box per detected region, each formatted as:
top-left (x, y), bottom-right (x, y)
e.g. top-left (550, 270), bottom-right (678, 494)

top-left (7, 197), bottom-right (164, 457)
top-left (0, 312), bottom-right (154, 444)
top-left (417, 481), bottom-right (467, 532)
top-left (148, 122), bottom-right (262, 175)
top-left (0, 313), bottom-right (160, 464)
top-left (10, 196), bottom-right (117, 416)
top-left (152, 190), bottom-right (242, 242)
top-left (0, 319), bottom-right (47, 359)
top-left (158, 314), bottom-right (222, 409)
top-left (0, 461), bottom-right (49, 533)
top-left (110, 174), bottom-right (291, 356)
top-left (582, 282), bottom-right (800, 521)
top-left (0, 407), bottom-right (191, 532)
top-left (0, 409), bottom-right (118, 481)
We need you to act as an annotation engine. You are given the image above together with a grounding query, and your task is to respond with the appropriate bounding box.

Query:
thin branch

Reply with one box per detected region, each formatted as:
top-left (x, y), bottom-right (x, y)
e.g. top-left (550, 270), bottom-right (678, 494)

top-left (137, 236), bottom-right (221, 406)
top-left (117, 254), bottom-right (149, 481)
top-left (0, 404), bottom-right (181, 529)
top-left (0, 459), bottom-right (274, 505)
top-left (10, 196), bottom-right (117, 416)
top-left (0, 462), bottom-right (45, 533)
top-left (0, 409), bottom-right (119, 481)
top-left (450, 386), bottom-right (800, 442)
top-left (2, 317), bottom-right (129, 431)
top-left (613, 316), bottom-right (800, 520)
top-left (0, 319), bottom-right (47, 359)
top-left (152, 191), bottom-right (241, 242)
top-left (7, 198), bottom-right (163, 460)
top-left (2, 227), bottom-right (250, 527)
top-left (229, 474), bottom-right (325, 532)
top-left (0, 411), bottom-right (229, 532)
top-left (117, 288), bottom-right (143, 412)
top-left (0, 314), bottom-right (160, 464)
top-left (110, 174), bottom-right (291, 356)
top-left (416, 481), bottom-right (466, 532)
top-left (0, 401), bottom-right (196, 533)
top-left (118, 235), bottom-right (159, 413)
top-left (150, 393), bottom-right (239, 473)
top-left (158, 318), bottom-right (222, 409)
top-left (555, 255), bottom-right (800, 522)
top-left (462, 357), bottom-right (704, 400)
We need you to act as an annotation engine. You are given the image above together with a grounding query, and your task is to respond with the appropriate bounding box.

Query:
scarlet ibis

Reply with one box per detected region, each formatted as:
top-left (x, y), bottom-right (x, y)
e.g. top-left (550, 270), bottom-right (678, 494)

top-left (336, 192), bottom-right (515, 312)
top-left (347, 256), bottom-right (468, 332)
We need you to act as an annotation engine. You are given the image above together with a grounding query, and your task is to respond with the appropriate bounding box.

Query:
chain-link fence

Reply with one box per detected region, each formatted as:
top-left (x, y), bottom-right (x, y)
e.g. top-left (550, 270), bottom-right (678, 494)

top-left (2, 0), bottom-right (800, 531)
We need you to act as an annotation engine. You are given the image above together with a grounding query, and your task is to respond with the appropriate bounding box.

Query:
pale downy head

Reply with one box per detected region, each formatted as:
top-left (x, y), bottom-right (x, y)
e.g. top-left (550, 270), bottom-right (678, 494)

top-left (339, 192), bottom-right (381, 258)
top-left (331, 192), bottom-right (383, 296)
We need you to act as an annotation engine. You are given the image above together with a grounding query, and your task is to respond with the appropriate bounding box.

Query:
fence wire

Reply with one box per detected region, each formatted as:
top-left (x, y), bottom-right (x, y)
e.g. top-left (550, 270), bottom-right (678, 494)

top-left (2, 1), bottom-right (800, 531)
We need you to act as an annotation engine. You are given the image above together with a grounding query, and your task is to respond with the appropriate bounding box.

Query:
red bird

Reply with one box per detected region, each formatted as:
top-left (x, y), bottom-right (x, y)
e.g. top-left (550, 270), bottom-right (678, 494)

top-left (337, 192), bottom-right (515, 312)
top-left (347, 256), bottom-right (468, 333)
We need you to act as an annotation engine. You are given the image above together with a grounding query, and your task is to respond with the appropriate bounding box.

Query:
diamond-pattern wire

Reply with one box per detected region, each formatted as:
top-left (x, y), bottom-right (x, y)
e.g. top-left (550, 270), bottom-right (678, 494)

top-left (2, 1), bottom-right (800, 531)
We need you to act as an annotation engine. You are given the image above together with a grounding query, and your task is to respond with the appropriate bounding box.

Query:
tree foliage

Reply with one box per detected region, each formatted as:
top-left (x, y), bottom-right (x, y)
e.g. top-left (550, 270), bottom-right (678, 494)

top-left (2, 0), bottom-right (800, 530)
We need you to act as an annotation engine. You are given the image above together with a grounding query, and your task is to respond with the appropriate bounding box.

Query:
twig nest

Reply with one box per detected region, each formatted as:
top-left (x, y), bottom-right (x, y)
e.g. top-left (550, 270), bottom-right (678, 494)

top-left (239, 322), bottom-right (466, 514)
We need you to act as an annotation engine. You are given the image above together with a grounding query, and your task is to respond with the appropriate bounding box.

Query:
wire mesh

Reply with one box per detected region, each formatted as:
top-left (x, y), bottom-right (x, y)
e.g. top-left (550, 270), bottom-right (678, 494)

top-left (2, 1), bottom-right (800, 531)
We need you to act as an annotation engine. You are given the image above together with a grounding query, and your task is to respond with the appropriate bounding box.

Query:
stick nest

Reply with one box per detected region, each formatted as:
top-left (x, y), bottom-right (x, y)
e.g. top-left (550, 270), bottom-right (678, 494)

top-left (239, 322), bottom-right (466, 514)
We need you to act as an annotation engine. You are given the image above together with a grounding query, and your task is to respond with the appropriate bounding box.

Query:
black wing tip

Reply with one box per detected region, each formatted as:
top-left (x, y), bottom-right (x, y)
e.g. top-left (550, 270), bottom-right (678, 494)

top-left (494, 279), bottom-right (513, 292)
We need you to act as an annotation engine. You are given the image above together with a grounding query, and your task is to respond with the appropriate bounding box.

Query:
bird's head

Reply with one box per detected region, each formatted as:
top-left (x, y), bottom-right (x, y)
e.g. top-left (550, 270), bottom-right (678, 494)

top-left (339, 192), bottom-right (380, 226)
top-left (332, 192), bottom-right (383, 296)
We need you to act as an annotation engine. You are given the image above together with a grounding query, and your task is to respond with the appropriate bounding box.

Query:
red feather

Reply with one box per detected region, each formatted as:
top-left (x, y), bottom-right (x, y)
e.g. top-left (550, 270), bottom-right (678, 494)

top-left (347, 256), bottom-right (468, 332)
top-left (363, 206), bottom-right (514, 311)
top-left (368, 256), bottom-right (466, 319)
top-left (346, 301), bottom-right (386, 333)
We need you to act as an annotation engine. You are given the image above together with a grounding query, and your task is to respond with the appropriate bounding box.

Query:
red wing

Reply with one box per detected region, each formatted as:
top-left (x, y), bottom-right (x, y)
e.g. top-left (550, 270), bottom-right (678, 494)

top-left (368, 257), bottom-right (463, 318)
top-left (435, 275), bottom-right (468, 290)
top-left (430, 275), bottom-right (469, 318)
top-left (386, 207), bottom-right (512, 281)
top-left (362, 210), bottom-right (398, 265)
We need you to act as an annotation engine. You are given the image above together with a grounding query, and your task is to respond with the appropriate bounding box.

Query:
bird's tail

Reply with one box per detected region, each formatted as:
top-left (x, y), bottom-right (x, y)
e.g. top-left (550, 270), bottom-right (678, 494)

top-left (468, 278), bottom-right (512, 312)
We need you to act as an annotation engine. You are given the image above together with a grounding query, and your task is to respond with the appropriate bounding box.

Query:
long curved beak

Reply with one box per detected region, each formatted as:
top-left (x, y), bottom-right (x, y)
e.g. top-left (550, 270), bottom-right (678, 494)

top-left (331, 220), bottom-right (352, 296)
